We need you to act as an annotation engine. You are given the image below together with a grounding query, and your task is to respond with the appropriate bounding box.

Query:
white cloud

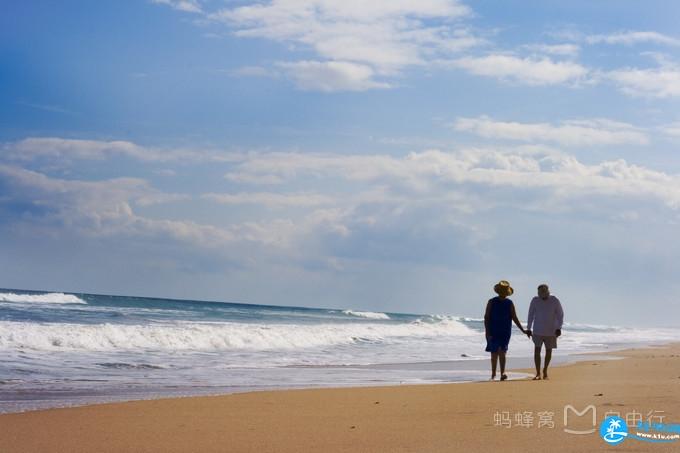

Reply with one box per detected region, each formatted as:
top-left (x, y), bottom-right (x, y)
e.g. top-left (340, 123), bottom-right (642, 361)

top-left (209, 0), bottom-right (474, 70)
top-left (222, 148), bottom-right (680, 209)
top-left (660, 122), bottom-right (680, 139)
top-left (199, 0), bottom-right (483, 90)
top-left (607, 66), bottom-right (680, 98)
top-left (451, 54), bottom-right (588, 85)
top-left (6, 137), bottom-right (146, 160)
top-left (586, 31), bottom-right (680, 47)
top-left (151, 0), bottom-right (680, 103)
top-left (7, 137), bottom-right (677, 218)
top-left (0, 164), bottom-right (307, 250)
top-left (151, 0), bottom-right (202, 14)
top-left (522, 43), bottom-right (580, 57)
top-left (2, 137), bottom-right (242, 163)
top-left (0, 165), bottom-right (190, 235)
top-left (453, 116), bottom-right (649, 146)
top-left (135, 192), bottom-right (190, 207)
top-left (276, 60), bottom-right (390, 92)
top-left (202, 192), bottom-right (333, 208)
top-left (5, 137), bottom-right (680, 283)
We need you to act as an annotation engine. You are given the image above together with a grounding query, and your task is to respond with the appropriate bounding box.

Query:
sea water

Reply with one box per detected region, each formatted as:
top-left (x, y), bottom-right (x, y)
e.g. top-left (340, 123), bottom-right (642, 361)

top-left (1, 288), bottom-right (677, 413)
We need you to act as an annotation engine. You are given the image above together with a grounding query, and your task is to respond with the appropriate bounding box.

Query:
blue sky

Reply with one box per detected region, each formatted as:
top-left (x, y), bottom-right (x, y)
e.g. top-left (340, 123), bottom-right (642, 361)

top-left (2, 0), bottom-right (680, 325)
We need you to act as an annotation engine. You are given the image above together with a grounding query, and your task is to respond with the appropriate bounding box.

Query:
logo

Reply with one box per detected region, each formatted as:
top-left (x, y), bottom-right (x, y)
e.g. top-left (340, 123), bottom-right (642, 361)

top-left (600, 416), bottom-right (628, 445)
top-left (564, 405), bottom-right (597, 435)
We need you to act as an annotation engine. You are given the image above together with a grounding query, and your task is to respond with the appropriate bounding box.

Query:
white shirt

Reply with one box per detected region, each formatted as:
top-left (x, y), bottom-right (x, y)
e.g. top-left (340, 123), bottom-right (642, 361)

top-left (527, 295), bottom-right (564, 337)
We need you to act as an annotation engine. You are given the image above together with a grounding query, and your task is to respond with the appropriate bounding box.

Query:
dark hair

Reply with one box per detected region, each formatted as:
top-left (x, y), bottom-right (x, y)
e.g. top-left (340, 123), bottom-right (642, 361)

top-left (537, 284), bottom-right (549, 290)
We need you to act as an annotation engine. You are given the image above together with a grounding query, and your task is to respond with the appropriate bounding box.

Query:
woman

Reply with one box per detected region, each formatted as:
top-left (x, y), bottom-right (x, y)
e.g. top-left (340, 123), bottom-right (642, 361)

top-left (484, 280), bottom-right (528, 381)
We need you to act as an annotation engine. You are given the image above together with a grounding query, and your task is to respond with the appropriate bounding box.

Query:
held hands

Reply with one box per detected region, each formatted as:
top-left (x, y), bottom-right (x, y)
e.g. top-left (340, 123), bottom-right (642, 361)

top-left (525, 329), bottom-right (532, 338)
top-left (555, 329), bottom-right (562, 337)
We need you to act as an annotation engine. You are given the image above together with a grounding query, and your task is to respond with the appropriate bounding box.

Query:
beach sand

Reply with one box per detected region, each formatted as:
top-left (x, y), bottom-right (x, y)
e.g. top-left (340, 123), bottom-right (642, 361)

top-left (1, 344), bottom-right (679, 452)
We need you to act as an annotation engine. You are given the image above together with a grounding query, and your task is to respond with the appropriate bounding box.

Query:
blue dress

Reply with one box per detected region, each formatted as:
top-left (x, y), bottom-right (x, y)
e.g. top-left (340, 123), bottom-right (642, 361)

top-left (485, 297), bottom-right (514, 352)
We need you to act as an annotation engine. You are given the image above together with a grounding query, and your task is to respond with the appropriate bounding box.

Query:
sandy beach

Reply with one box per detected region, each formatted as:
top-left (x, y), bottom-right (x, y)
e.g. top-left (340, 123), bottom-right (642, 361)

top-left (1, 343), bottom-right (679, 452)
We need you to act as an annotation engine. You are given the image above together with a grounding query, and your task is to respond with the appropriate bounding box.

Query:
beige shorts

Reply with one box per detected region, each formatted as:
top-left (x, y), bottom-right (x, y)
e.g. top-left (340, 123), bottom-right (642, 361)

top-left (532, 335), bottom-right (557, 349)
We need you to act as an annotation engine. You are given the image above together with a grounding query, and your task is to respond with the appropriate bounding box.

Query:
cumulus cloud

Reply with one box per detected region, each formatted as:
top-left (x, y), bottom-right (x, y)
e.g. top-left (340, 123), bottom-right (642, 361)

top-left (209, 0), bottom-right (475, 72)
top-left (0, 165), bottom-right (187, 234)
top-left (607, 66), bottom-right (680, 98)
top-left (544, 30), bottom-right (680, 97)
top-left (154, 0), bottom-right (483, 91)
top-left (2, 155), bottom-right (396, 268)
top-left (450, 54), bottom-right (588, 85)
top-left (453, 116), bottom-right (649, 146)
top-left (4, 136), bottom-right (680, 279)
top-left (150, 0), bottom-right (680, 101)
top-left (222, 148), bottom-right (680, 209)
top-left (276, 60), bottom-right (390, 92)
top-left (0, 165), bottom-right (302, 250)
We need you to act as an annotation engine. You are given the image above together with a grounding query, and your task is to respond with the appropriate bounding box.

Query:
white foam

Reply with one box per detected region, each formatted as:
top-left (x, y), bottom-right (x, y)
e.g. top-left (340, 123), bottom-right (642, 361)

top-left (0, 292), bottom-right (87, 304)
top-left (0, 317), bottom-right (476, 352)
top-left (342, 309), bottom-right (390, 320)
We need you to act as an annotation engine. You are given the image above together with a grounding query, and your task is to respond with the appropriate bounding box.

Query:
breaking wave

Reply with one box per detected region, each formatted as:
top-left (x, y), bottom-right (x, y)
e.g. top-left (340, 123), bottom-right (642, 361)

top-left (0, 317), bottom-right (476, 352)
top-left (342, 309), bottom-right (390, 320)
top-left (0, 292), bottom-right (87, 304)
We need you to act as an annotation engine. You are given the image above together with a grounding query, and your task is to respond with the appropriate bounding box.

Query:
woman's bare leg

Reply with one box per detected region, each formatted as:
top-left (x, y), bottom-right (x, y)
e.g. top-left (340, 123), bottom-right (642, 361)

top-left (490, 352), bottom-right (498, 379)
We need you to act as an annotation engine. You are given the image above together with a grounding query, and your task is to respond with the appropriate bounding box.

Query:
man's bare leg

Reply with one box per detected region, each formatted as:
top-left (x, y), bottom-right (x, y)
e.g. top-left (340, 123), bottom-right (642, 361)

top-left (543, 348), bottom-right (553, 379)
top-left (533, 346), bottom-right (542, 380)
top-left (490, 352), bottom-right (498, 380)
top-left (499, 351), bottom-right (507, 380)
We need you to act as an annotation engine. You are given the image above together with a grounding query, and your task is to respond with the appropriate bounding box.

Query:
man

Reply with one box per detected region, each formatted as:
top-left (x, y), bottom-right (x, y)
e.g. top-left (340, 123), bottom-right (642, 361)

top-left (526, 284), bottom-right (564, 380)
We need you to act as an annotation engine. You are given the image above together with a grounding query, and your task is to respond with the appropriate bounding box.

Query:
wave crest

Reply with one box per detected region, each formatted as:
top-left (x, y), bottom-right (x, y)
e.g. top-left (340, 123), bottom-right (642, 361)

top-left (0, 317), bottom-right (476, 352)
top-left (342, 309), bottom-right (390, 320)
top-left (0, 292), bottom-right (87, 304)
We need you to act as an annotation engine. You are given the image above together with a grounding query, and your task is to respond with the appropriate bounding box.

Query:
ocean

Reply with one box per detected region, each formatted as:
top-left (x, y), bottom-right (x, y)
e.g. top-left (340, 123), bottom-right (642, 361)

top-left (1, 288), bottom-right (678, 413)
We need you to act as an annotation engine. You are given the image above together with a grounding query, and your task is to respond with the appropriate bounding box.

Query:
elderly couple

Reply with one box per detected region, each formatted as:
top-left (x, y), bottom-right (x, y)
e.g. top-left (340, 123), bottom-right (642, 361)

top-left (484, 280), bottom-right (564, 381)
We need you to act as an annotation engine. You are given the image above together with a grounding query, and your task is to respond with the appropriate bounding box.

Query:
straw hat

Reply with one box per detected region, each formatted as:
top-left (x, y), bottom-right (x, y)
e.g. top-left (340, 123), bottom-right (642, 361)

top-left (494, 280), bottom-right (514, 296)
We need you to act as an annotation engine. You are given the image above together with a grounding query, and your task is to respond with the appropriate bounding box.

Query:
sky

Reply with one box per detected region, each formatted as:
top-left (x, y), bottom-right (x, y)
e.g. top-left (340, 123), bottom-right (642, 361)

top-left (1, 0), bottom-right (680, 325)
